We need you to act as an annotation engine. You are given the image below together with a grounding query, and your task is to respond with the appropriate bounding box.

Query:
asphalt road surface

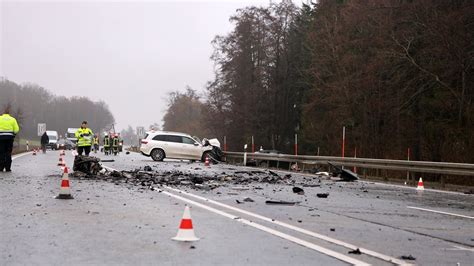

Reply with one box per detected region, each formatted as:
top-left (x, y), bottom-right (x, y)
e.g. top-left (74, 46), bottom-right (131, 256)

top-left (1, 150), bottom-right (473, 265)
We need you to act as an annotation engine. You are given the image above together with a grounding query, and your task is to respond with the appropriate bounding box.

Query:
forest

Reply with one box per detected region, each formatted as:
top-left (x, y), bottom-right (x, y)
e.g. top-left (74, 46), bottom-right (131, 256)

top-left (0, 78), bottom-right (115, 140)
top-left (163, 0), bottom-right (473, 163)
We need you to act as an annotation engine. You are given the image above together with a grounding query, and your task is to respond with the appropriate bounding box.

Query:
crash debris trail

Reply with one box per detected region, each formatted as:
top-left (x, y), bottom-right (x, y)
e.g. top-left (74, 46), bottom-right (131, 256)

top-left (69, 155), bottom-right (353, 194)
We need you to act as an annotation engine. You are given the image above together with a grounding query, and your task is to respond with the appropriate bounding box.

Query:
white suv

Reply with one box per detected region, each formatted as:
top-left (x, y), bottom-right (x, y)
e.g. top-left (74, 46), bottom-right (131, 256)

top-left (140, 131), bottom-right (214, 162)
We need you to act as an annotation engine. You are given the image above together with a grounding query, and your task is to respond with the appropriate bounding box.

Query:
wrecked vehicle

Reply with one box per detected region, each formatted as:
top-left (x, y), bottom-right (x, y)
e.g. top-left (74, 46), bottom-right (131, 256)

top-left (140, 131), bottom-right (223, 162)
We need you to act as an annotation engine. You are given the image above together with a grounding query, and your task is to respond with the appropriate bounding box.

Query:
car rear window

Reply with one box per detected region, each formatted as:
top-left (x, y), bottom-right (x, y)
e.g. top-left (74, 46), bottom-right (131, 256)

top-left (182, 136), bottom-right (195, 145)
top-left (153, 135), bottom-right (166, 141)
top-left (166, 135), bottom-right (182, 143)
top-left (152, 134), bottom-right (182, 143)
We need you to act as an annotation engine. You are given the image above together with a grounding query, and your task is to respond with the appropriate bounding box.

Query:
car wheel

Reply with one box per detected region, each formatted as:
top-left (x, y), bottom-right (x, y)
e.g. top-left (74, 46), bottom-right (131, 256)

top-left (151, 149), bottom-right (165, 161)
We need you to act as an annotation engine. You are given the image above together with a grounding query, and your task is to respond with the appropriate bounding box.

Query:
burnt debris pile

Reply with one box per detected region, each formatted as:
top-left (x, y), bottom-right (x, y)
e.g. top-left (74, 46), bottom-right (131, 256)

top-left (70, 160), bottom-right (304, 190)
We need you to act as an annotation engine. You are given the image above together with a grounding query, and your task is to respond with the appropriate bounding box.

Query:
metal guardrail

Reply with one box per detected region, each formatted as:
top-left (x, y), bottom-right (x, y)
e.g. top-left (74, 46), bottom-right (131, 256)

top-left (224, 152), bottom-right (474, 176)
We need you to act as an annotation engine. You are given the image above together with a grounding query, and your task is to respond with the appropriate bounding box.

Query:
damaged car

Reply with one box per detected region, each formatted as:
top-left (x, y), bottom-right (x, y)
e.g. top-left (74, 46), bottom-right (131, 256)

top-left (140, 131), bottom-right (223, 162)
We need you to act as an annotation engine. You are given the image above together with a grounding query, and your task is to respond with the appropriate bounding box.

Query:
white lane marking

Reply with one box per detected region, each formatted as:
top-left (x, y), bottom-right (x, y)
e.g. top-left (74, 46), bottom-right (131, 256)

top-left (407, 206), bottom-right (474, 220)
top-left (12, 152), bottom-right (32, 160)
top-left (164, 186), bottom-right (409, 266)
top-left (99, 166), bottom-right (368, 265)
top-left (447, 246), bottom-right (474, 252)
top-left (361, 180), bottom-right (468, 196)
top-left (158, 187), bottom-right (370, 266)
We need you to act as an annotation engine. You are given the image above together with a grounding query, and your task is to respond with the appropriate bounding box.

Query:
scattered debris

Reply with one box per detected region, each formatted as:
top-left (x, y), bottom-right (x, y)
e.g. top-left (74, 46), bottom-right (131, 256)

top-left (143, 166), bottom-right (153, 171)
top-left (348, 248), bottom-right (361, 255)
top-left (235, 200), bottom-right (242, 204)
top-left (330, 228), bottom-right (335, 232)
top-left (292, 187), bottom-right (304, 195)
top-left (190, 245), bottom-right (196, 249)
top-left (316, 172), bottom-right (329, 176)
top-left (73, 155), bottom-right (102, 175)
top-left (316, 193), bottom-right (329, 198)
top-left (243, 197), bottom-right (254, 202)
top-left (328, 162), bottom-right (358, 181)
top-left (400, 255), bottom-right (416, 261)
top-left (265, 200), bottom-right (299, 205)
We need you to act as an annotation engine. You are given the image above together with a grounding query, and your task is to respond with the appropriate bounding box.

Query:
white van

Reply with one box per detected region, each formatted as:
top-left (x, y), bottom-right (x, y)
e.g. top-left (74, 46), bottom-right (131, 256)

top-left (46, 130), bottom-right (59, 150)
top-left (66, 128), bottom-right (79, 144)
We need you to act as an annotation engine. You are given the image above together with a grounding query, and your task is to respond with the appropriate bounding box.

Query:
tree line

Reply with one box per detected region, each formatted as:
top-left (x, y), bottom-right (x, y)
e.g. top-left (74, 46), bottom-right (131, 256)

top-left (163, 0), bottom-right (473, 164)
top-left (0, 78), bottom-right (115, 140)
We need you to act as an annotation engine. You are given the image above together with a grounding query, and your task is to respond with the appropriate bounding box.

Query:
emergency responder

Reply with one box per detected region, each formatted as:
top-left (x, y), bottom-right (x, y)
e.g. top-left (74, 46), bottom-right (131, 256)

top-left (93, 134), bottom-right (99, 153)
top-left (75, 121), bottom-right (93, 156)
top-left (0, 107), bottom-right (20, 172)
top-left (112, 135), bottom-right (119, 155)
top-left (103, 134), bottom-right (110, 155)
top-left (40, 132), bottom-right (49, 153)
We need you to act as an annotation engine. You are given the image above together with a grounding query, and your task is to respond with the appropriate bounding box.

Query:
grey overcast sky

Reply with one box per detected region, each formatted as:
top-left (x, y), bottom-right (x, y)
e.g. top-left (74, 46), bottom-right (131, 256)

top-left (1, 0), bottom-right (298, 131)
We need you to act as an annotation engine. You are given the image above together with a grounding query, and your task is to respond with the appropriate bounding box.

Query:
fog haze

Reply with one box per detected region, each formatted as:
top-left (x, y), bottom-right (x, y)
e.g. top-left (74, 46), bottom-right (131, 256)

top-left (1, 0), bottom-right (278, 131)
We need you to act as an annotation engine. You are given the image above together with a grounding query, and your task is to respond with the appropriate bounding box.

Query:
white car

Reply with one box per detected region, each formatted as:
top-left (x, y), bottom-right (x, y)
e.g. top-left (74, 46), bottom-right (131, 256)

top-left (140, 131), bottom-right (216, 162)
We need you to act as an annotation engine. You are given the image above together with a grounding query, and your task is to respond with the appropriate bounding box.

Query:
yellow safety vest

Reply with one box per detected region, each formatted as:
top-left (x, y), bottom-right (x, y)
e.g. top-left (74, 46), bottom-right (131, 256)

top-left (0, 114), bottom-right (20, 137)
top-left (75, 127), bottom-right (93, 147)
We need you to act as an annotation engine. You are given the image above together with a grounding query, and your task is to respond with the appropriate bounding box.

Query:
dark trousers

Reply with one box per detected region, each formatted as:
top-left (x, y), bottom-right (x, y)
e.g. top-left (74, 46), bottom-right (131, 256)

top-left (77, 146), bottom-right (91, 156)
top-left (0, 138), bottom-right (14, 171)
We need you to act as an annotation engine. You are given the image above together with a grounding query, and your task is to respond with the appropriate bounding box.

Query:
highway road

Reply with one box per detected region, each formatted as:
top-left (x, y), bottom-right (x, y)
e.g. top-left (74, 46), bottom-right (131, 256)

top-left (1, 150), bottom-right (473, 265)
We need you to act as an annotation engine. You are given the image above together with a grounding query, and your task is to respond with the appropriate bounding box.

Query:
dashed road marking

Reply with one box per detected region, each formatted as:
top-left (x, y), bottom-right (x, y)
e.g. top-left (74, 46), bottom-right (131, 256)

top-left (407, 206), bottom-right (474, 220)
top-left (164, 185), bottom-right (410, 266)
top-left (12, 152), bottom-right (32, 160)
top-left (447, 245), bottom-right (474, 252)
top-left (101, 164), bottom-right (412, 265)
top-left (157, 187), bottom-right (370, 266)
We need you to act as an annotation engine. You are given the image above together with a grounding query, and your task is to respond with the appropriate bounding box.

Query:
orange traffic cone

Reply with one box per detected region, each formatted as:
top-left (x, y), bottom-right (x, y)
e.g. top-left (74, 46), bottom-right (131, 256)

top-left (57, 157), bottom-right (65, 167)
top-left (205, 156), bottom-right (210, 167)
top-left (172, 206), bottom-right (199, 242)
top-left (56, 167), bottom-right (74, 199)
top-left (416, 177), bottom-right (424, 191)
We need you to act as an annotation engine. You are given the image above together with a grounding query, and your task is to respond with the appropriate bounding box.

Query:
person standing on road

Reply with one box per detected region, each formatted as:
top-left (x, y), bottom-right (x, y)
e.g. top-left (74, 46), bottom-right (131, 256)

top-left (103, 134), bottom-right (110, 155)
top-left (40, 132), bottom-right (49, 154)
top-left (75, 121), bottom-right (93, 156)
top-left (0, 107), bottom-right (20, 172)
top-left (93, 134), bottom-right (99, 153)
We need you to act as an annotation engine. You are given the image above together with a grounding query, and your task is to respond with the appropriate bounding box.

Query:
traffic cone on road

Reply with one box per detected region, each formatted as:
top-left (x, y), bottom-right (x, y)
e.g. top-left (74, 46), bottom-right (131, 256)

top-left (416, 177), bottom-right (425, 191)
top-left (172, 206), bottom-right (199, 242)
top-left (55, 167), bottom-right (74, 199)
top-left (57, 157), bottom-right (65, 167)
top-left (205, 156), bottom-right (210, 167)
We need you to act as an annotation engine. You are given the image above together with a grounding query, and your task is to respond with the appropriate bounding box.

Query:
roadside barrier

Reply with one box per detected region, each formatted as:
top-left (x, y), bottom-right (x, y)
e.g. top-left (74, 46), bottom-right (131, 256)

top-left (225, 152), bottom-right (474, 176)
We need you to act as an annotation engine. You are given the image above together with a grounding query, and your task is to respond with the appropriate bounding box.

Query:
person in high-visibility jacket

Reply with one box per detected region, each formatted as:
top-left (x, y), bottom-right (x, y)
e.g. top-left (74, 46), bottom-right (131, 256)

top-left (112, 135), bottom-right (119, 155)
top-left (0, 107), bottom-right (20, 172)
top-left (93, 134), bottom-right (99, 153)
top-left (103, 134), bottom-right (110, 155)
top-left (75, 121), bottom-right (93, 156)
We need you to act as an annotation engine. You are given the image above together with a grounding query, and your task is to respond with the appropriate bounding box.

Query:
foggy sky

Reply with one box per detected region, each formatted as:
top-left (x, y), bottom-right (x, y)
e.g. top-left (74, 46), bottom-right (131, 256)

top-left (1, 0), bottom-right (289, 131)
